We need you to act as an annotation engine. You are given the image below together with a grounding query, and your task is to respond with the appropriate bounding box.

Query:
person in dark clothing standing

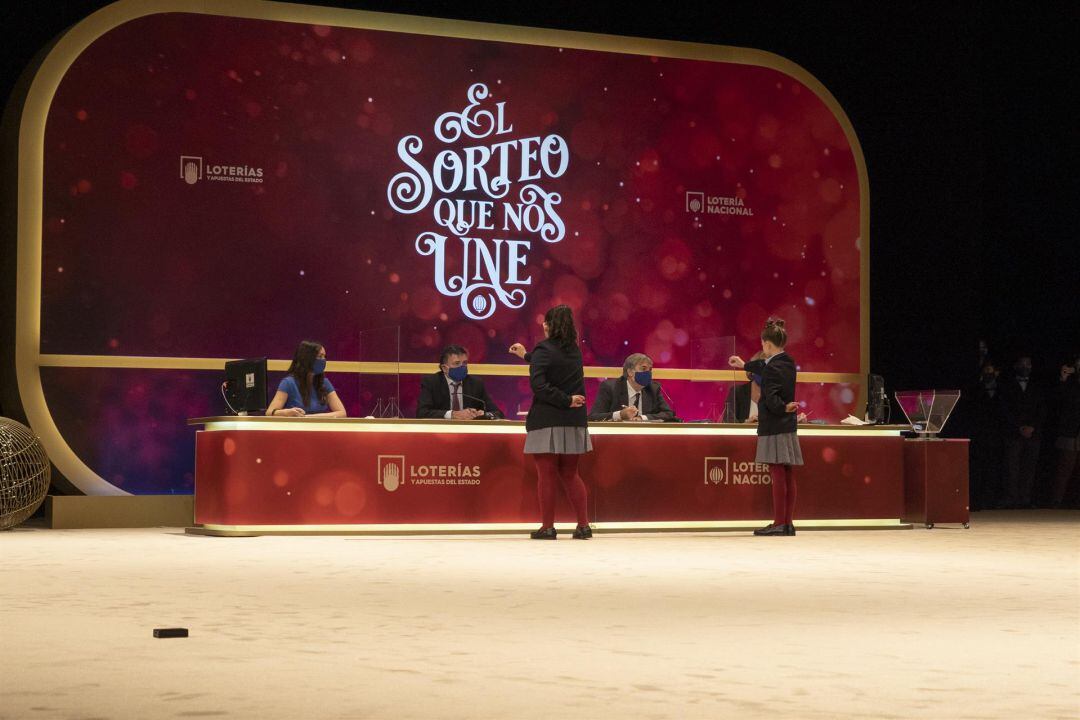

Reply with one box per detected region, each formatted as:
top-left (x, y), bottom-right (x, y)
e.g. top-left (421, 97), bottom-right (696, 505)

top-left (1049, 357), bottom-right (1080, 508)
top-left (728, 318), bottom-right (802, 536)
top-left (508, 305), bottom-right (592, 540)
top-left (1001, 355), bottom-right (1047, 508)
top-left (965, 360), bottom-right (1008, 510)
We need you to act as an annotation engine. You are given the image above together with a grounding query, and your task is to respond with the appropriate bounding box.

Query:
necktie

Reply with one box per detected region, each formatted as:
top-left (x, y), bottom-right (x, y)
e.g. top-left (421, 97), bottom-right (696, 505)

top-left (633, 392), bottom-right (641, 412)
top-left (452, 382), bottom-right (461, 411)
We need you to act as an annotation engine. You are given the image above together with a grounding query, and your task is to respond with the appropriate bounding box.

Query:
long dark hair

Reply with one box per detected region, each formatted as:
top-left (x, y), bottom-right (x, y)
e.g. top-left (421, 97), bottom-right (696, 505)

top-left (287, 340), bottom-right (328, 407)
top-left (545, 305), bottom-right (578, 350)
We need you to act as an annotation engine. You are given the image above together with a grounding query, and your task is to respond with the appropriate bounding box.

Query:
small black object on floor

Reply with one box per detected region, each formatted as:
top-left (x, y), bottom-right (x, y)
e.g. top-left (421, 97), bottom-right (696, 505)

top-left (153, 628), bottom-right (189, 638)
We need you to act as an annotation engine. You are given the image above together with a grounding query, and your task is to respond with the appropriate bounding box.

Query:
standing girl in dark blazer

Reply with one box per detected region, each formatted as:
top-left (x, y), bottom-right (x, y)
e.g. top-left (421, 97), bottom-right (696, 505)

top-left (509, 305), bottom-right (592, 539)
top-left (729, 318), bottom-right (803, 536)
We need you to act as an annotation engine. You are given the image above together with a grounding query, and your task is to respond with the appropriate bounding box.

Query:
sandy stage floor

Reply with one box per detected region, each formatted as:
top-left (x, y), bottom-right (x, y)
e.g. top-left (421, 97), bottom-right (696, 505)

top-left (1, 512), bottom-right (1077, 719)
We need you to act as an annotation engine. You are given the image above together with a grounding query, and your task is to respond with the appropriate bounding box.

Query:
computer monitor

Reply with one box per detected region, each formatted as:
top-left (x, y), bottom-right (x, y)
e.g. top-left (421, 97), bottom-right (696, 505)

top-left (223, 358), bottom-right (268, 415)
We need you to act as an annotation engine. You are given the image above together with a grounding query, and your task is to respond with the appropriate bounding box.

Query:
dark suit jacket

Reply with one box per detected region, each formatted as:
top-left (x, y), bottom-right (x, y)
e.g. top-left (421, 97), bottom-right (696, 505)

top-left (524, 339), bottom-right (587, 431)
top-left (961, 381), bottom-right (1008, 442)
top-left (416, 372), bottom-right (504, 419)
top-left (1001, 377), bottom-right (1047, 434)
top-left (587, 377), bottom-right (675, 421)
top-left (745, 353), bottom-right (797, 436)
top-left (724, 381), bottom-right (753, 422)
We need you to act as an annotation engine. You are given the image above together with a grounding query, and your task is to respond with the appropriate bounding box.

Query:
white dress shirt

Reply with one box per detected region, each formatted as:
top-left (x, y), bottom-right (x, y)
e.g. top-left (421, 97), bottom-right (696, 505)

top-left (613, 379), bottom-right (649, 421)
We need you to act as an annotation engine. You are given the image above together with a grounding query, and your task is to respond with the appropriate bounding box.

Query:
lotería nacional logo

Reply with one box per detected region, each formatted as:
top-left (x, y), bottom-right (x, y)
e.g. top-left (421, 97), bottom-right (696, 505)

top-left (179, 155), bottom-right (264, 185)
top-left (685, 190), bottom-right (754, 217)
top-left (685, 191), bottom-right (704, 213)
top-left (376, 455), bottom-right (483, 492)
top-left (704, 457), bottom-right (729, 485)
top-left (377, 455), bottom-right (405, 492)
top-left (386, 83), bottom-right (571, 320)
top-left (704, 456), bottom-right (771, 485)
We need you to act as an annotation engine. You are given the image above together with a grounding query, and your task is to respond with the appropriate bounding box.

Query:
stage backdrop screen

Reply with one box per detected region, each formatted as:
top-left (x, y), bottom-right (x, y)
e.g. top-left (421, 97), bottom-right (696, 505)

top-left (15, 3), bottom-right (868, 494)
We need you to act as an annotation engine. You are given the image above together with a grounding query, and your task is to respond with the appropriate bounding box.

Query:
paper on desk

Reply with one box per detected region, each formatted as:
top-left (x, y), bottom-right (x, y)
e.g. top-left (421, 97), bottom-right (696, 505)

top-left (840, 414), bottom-right (870, 425)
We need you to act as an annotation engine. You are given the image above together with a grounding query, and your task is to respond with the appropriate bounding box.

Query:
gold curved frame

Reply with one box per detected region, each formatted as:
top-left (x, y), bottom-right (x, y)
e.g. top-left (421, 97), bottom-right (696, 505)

top-left (16, 0), bottom-right (870, 494)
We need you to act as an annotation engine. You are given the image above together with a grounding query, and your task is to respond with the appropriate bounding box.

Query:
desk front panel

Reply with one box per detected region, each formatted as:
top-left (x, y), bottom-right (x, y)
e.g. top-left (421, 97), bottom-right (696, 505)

top-left (194, 424), bottom-right (903, 527)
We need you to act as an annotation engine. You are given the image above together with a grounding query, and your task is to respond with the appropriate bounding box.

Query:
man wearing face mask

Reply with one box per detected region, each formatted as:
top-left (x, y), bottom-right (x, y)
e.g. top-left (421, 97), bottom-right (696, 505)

top-left (966, 360), bottom-right (1007, 510)
top-left (1001, 354), bottom-right (1047, 508)
top-left (416, 344), bottom-right (504, 420)
top-left (587, 353), bottom-right (675, 422)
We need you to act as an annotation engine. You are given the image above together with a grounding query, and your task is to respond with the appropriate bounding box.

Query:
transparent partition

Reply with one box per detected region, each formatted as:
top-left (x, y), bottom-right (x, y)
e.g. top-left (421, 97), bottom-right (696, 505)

top-left (687, 335), bottom-right (737, 423)
top-left (358, 326), bottom-right (402, 418)
top-left (895, 390), bottom-right (961, 436)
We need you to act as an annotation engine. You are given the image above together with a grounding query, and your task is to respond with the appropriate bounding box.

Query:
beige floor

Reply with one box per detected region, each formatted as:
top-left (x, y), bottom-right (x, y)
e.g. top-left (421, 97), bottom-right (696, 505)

top-left (1, 512), bottom-right (1078, 720)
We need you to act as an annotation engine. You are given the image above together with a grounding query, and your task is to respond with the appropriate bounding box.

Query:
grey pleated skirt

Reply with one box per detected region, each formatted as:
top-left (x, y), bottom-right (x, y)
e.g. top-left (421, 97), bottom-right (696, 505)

top-left (524, 426), bottom-right (593, 455)
top-left (756, 432), bottom-right (804, 465)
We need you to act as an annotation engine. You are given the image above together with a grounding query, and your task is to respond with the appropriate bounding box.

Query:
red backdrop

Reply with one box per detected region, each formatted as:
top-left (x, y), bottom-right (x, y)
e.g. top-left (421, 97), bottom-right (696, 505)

top-left (34, 11), bottom-right (863, 493)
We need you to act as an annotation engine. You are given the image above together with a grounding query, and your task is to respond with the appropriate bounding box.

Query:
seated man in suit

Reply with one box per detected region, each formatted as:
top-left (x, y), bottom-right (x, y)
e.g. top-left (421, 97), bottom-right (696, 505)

top-left (588, 353), bottom-right (675, 422)
top-left (416, 344), bottom-right (505, 420)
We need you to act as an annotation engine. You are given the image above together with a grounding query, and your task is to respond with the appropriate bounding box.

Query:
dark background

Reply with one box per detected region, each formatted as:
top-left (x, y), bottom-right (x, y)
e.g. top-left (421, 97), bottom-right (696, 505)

top-left (3, 0), bottom-right (1077, 411)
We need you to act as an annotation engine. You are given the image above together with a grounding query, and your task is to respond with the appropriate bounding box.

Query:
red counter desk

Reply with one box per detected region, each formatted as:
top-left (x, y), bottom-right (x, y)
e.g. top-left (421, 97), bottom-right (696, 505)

top-left (186, 418), bottom-right (967, 536)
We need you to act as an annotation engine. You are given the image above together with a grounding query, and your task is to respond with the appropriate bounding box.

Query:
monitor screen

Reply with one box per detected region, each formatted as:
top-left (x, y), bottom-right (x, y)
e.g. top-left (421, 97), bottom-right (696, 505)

top-left (223, 358), bottom-right (268, 415)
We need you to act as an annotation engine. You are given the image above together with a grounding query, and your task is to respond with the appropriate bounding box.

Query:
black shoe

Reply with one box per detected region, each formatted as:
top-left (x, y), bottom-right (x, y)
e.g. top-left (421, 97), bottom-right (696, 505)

top-left (783, 523), bottom-right (796, 536)
top-left (572, 525), bottom-right (593, 540)
top-left (530, 527), bottom-right (557, 540)
top-left (754, 523), bottom-right (787, 536)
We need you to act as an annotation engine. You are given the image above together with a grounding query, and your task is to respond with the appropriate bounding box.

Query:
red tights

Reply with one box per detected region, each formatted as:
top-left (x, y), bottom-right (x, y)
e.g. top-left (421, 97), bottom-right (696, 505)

top-left (533, 453), bottom-right (589, 528)
top-left (770, 464), bottom-right (798, 526)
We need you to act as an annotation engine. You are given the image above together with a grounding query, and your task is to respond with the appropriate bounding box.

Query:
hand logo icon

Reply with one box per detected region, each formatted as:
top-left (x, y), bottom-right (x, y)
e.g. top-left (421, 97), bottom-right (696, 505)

top-left (180, 156), bottom-right (202, 185)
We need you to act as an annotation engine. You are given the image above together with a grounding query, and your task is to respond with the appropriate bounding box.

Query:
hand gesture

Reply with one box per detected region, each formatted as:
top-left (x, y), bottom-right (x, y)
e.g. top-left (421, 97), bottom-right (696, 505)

top-left (508, 343), bottom-right (527, 359)
top-left (785, 401), bottom-right (799, 414)
top-left (728, 355), bottom-right (745, 370)
top-left (797, 412), bottom-right (808, 423)
top-left (569, 394), bottom-right (586, 408)
top-left (451, 409), bottom-right (482, 420)
top-left (277, 407), bottom-right (305, 417)
top-left (1063, 364), bottom-right (1076, 382)
top-left (618, 405), bottom-right (640, 421)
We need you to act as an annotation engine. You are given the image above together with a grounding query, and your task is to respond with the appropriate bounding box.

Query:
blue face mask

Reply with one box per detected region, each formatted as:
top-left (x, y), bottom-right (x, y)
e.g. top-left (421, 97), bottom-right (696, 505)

top-left (634, 370), bottom-right (652, 387)
top-left (448, 364), bottom-right (468, 382)
top-left (312, 358), bottom-right (327, 375)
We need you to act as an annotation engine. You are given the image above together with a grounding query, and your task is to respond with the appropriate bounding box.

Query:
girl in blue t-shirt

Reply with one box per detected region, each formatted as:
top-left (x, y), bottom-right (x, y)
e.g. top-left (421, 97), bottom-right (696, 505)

top-left (265, 340), bottom-right (347, 418)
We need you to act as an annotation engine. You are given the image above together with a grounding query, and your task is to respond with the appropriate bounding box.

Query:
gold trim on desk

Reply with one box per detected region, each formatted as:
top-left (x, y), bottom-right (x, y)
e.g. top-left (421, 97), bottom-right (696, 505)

top-left (189, 415), bottom-right (907, 437)
top-left (15, 0), bottom-right (870, 495)
top-left (39, 353), bottom-right (864, 385)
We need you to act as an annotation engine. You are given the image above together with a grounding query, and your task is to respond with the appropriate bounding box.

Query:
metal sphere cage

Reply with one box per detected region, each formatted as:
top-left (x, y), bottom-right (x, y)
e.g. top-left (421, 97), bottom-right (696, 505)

top-left (0, 418), bottom-right (51, 530)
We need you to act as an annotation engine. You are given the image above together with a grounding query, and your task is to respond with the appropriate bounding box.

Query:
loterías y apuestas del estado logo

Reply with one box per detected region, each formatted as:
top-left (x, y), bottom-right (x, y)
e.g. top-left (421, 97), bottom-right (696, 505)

top-left (378, 455), bottom-right (482, 492)
top-left (180, 155), bottom-right (264, 185)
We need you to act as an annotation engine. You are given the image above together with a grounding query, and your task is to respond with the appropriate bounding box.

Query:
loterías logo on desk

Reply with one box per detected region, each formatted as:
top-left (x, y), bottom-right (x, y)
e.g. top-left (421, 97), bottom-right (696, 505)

top-left (386, 83), bottom-right (570, 320)
top-left (377, 455), bottom-right (482, 492)
top-left (704, 457), bottom-right (771, 485)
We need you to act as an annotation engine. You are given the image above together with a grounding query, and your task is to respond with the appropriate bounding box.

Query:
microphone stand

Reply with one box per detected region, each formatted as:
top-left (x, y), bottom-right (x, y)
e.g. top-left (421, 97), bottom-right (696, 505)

top-left (461, 392), bottom-right (499, 420)
top-left (656, 383), bottom-right (683, 423)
